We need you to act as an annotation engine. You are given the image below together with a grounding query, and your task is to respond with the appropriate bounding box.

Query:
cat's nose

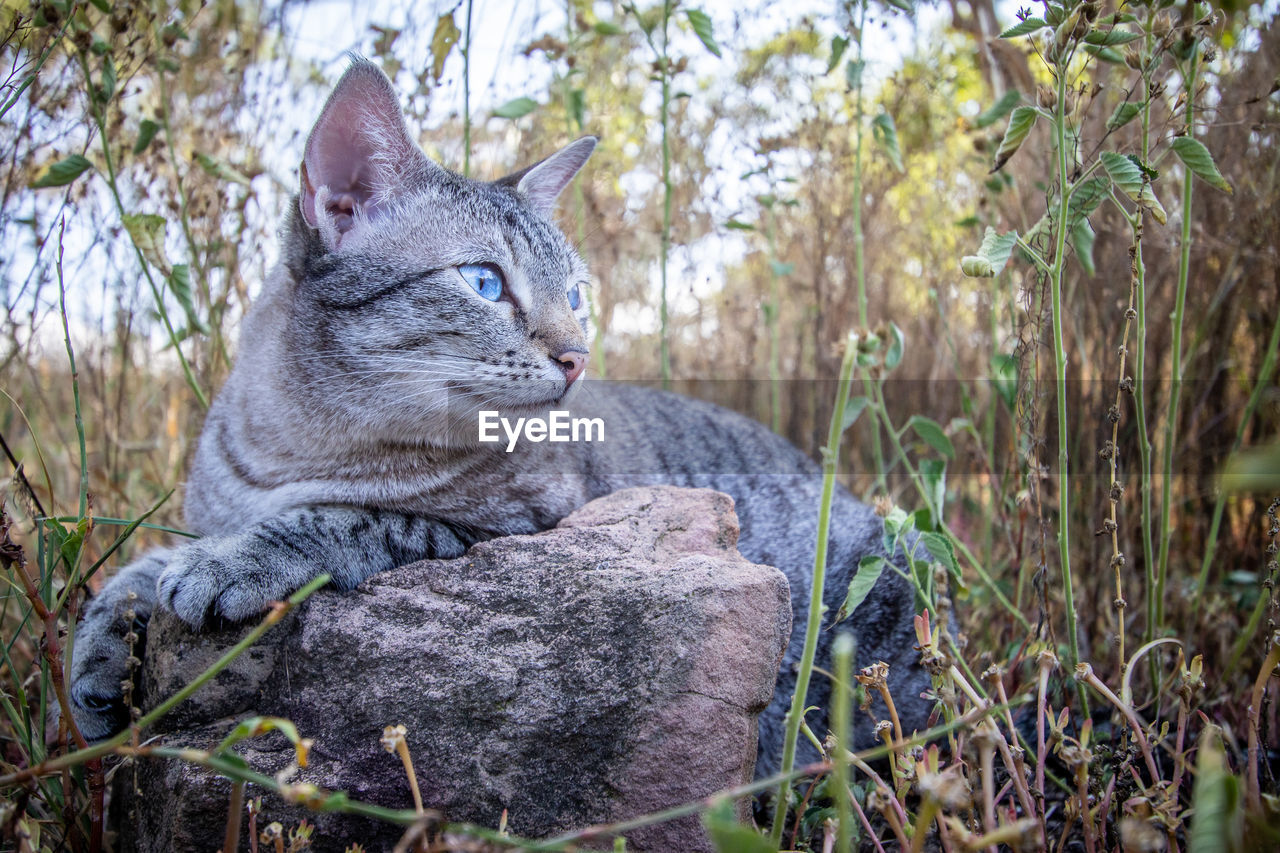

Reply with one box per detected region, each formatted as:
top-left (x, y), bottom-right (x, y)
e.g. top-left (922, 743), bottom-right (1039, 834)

top-left (555, 350), bottom-right (587, 386)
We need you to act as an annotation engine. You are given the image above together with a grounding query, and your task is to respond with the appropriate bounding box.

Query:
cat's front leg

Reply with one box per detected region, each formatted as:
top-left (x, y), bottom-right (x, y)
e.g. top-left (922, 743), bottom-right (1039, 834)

top-left (156, 505), bottom-right (473, 628)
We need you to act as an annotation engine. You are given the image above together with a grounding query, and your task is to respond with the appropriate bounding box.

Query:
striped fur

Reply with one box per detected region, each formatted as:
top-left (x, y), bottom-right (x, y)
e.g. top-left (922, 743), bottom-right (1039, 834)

top-left (70, 60), bottom-right (929, 777)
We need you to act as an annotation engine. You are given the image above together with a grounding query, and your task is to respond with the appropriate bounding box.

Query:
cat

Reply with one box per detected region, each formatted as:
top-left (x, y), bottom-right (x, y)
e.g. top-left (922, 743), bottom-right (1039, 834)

top-left (68, 59), bottom-right (930, 779)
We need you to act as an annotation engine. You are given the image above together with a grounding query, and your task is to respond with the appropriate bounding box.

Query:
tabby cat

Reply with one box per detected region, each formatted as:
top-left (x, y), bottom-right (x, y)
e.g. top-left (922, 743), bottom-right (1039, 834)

top-left (70, 59), bottom-right (929, 777)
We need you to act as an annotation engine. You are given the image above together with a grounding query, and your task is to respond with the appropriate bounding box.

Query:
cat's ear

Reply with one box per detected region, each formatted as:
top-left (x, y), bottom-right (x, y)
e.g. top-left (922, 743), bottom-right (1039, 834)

top-left (300, 59), bottom-right (436, 248)
top-left (495, 136), bottom-right (597, 217)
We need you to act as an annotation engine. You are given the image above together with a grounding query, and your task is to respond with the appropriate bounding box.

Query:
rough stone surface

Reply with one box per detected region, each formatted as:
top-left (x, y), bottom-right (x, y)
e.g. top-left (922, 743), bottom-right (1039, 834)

top-left (116, 486), bottom-right (791, 852)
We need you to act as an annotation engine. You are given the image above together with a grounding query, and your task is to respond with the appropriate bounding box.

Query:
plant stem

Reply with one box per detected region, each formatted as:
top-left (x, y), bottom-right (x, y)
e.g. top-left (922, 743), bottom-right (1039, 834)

top-left (1137, 7), bottom-right (1157, 648)
top-left (832, 633), bottom-right (854, 853)
top-left (658, 0), bottom-right (672, 387)
top-left (1156, 41), bottom-right (1199, 631)
top-left (1246, 631), bottom-right (1280, 811)
top-left (848, 0), bottom-right (886, 496)
top-left (770, 331), bottom-right (859, 845)
top-left (765, 205), bottom-right (782, 433)
top-left (463, 0), bottom-right (474, 177)
top-left (1048, 54), bottom-right (1082, 681)
top-left (55, 220), bottom-right (87, 522)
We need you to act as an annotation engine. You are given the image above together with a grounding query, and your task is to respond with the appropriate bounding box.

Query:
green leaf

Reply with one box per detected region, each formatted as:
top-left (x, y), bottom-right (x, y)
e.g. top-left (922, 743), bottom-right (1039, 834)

top-left (1188, 727), bottom-right (1242, 853)
top-left (920, 458), bottom-right (946, 519)
top-left (121, 213), bottom-right (169, 270)
top-left (884, 323), bottom-right (904, 371)
top-left (991, 353), bottom-right (1018, 411)
top-left (99, 56), bottom-right (116, 101)
top-left (493, 97), bottom-right (538, 119)
top-left (133, 119), bottom-right (161, 155)
top-left (214, 752), bottom-right (250, 772)
top-left (1071, 217), bottom-right (1097, 277)
top-left (975, 90), bottom-right (1022, 129)
top-left (844, 59), bottom-right (864, 91)
top-left (725, 219), bottom-right (754, 231)
top-left (909, 507), bottom-right (935, 533)
top-left (1106, 102), bottom-right (1141, 131)
top-left (908, 415), bottom-right (955, 459)
top-left (88, 0), bottom-right (110, 12)
top-left (835, 556), bottom-right (887, 623)
top-left (30, 154), bottom-right (92, 189)
top-left (684, 9), bottom-right (722, 58)
top-left (920, 532), bottom-right (960, 581)
top-left (1100, 151), bottom-right (1167, 223)
top-left (1081, 44), bottom-right (1125, 64)
top-left (430, 13), bottom-right (461, 84)
top-left (827, 35), bottom-right (849, 74)
top-left (216, 716), bottom-right (307, 766)
top-left (1171, 136), bottom-right (1232, 194)
top-left (960, 226), bottom-right (1018, 278)
top-left (216, 715), bottom-right (299, 753)
top-left (1085, 27), bottom-right (1142, 46)
top-left (991, 105), bottom-right (1038, 172)
top-left (703, 797), bottom-right (778, 853)
top-left (195, 153), bottom-right (251, 186)
top-left (841, 396), bottom-right (869, 432)
top-left (59, 517), bottom-right (88, 568)
top-left (999, 17), bottom-right (1047, 38)
top-left (168, 265), bottom-right (208, 335)
top-left (872, 112), bottom-right (904, 173)
top-left (593, 21), bottom-right (624, 36)
top-left (882, 0), bottom-right (914, 13)
top-left (567, 87), bottom-right (586, 130)
top-left (770, 260), bottom-right (795, 277)
top-left (1068, 175), bottom-right (1111, 222)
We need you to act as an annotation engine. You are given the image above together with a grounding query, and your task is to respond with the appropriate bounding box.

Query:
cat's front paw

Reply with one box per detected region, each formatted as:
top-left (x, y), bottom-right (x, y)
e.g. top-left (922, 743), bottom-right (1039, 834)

top-left (68, 615), bottom-right (142, 741)
top-left (64, 550), bottom-right (168, 742)
top-left (155, 537), bottom-right (297, 627)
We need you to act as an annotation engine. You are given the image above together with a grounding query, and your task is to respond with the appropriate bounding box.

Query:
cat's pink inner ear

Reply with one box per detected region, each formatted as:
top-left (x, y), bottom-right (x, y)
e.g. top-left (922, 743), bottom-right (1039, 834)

top-left (516, 136), bottom-right (597, 216)
top-left (299, 61), bottom-right (425, 234)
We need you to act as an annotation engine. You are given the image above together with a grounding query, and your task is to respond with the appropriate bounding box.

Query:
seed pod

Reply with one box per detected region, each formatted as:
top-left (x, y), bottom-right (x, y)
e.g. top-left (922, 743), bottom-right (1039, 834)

top-left (1054, 9), bottom-right (1082, 48)
top-left (1124, 46), bottom-right (1143, 70)
top-left (1037, 83), bottom-right (1058, 110)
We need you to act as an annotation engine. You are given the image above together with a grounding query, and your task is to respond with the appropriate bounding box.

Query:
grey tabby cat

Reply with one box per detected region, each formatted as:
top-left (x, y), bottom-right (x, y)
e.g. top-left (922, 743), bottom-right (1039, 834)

top-left (70, 59), bottom-right (930, 777)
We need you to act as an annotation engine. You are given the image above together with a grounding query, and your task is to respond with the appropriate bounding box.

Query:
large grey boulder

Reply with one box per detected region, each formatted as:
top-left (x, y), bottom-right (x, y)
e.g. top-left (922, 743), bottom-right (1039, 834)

top-left (116, 486), bottom-right (791, 852)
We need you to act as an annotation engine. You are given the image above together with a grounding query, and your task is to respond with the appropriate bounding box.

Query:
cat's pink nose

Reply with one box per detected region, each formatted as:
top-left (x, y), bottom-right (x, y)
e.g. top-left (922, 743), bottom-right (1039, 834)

top-left (556, 350), bottom-right (587, 385)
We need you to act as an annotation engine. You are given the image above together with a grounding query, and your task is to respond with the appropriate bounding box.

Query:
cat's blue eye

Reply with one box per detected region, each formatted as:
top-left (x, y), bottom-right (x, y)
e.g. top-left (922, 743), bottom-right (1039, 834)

top-left (459, 263), bottom-right (504, 302)
top-left (567, 282), bottom-right (582, 310)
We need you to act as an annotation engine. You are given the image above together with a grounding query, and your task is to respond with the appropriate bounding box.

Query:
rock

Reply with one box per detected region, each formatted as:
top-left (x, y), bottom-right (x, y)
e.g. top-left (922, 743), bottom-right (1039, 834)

top-left (116, 486), bottom-right (792, 852)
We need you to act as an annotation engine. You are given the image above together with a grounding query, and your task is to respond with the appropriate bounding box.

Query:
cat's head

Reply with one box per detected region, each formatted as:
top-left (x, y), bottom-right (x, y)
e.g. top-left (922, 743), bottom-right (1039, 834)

top-left (279, 59), bottom-right (595, 448)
